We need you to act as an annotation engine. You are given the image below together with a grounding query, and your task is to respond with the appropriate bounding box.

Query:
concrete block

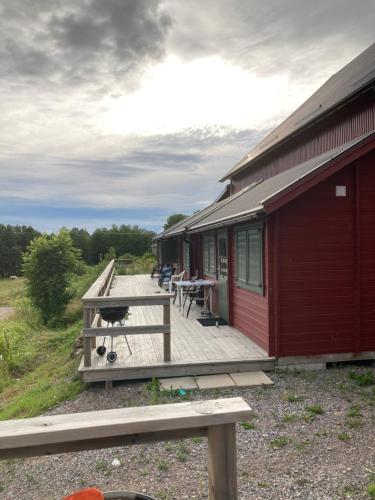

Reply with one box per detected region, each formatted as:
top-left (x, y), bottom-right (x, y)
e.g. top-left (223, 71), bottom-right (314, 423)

top-left (160, 376), bottom-right (198, 390)
top-left (229, 371), bottom-right (273, 386)
top-left (196, 374), bottom-right (236, 389)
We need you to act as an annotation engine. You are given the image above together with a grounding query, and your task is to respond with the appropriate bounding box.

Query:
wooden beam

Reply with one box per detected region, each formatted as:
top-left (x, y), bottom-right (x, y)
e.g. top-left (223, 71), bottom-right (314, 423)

top-left (82, 297), bottom-right (173, 308)
top-left (82, 324), bottom-right (170, 337)
top-left (208, 424), bottom-right (237, 500)
top-left (0, 398), bottom-right (251, 456)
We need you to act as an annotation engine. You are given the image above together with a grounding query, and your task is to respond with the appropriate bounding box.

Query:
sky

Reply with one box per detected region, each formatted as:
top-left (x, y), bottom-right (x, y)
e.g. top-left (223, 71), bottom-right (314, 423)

top-left (0, 0), bottom-right (374, 233)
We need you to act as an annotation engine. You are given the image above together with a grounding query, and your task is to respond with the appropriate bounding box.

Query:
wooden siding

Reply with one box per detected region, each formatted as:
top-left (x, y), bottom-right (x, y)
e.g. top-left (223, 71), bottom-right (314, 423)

top-left (274, 165), bottom-right (357, 356)
top-left (231, 97), bottom-right (375, 194)
top-left (229, 223), bottom-right (269, 352)
top-left (358, 151), bottom-right (375, 351)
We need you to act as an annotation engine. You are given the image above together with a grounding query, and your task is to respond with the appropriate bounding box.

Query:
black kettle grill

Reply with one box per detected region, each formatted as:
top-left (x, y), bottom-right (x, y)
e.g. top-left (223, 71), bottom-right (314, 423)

top-left (97, 307), bottom-right (132, 362)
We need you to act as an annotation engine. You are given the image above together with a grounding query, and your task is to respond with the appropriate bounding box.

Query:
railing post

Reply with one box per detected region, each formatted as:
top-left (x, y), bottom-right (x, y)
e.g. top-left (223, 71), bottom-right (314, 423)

top-left (83, 308), bottom-right (92, 367)
top-left (208, 423), bottom-right (237, 500)
top-left (89, 308), bottom-right (96, 348)
top-left (163, 301), bottom-right (171, 362)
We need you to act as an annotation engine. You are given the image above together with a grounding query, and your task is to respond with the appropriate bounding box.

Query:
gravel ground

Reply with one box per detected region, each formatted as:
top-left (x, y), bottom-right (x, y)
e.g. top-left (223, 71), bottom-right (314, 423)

top-left (0, 365), bottom-right (374, 500)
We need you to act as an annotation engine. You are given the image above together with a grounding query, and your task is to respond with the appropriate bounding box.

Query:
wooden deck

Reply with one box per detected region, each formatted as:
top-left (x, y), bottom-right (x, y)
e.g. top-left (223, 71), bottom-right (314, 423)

top-left (79, 274), bottom-right (275, 383)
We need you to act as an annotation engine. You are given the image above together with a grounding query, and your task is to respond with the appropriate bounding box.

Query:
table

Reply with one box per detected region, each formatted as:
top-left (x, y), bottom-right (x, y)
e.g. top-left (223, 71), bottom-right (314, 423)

top-left (175, 279), bottom-right (214, 317)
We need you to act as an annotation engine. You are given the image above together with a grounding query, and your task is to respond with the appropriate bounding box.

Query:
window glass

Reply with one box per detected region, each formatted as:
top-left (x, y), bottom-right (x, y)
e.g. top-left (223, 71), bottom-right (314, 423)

top-left (248, 229), bottom-right (262, 286)
top-left (202, 233), bottom-right (216, 277)
top-left (235, 225), bottom-right (263, 294)
top-left (236, 231), bottom-right (247, 282)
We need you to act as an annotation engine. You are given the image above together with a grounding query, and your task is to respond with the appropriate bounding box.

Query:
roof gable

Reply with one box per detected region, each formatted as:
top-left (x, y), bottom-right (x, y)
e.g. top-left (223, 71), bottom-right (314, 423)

top-left (188, 132), bottom-right (375, 232)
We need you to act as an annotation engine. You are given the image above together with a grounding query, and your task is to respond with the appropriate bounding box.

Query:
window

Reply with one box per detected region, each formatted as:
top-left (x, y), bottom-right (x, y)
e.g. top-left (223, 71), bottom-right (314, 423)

top-left (236, 224), bottom-right (263, 294)
top-left (183, 240), bottom-right (190, 274)
top-left (202, 233), bottom-right (216, 277)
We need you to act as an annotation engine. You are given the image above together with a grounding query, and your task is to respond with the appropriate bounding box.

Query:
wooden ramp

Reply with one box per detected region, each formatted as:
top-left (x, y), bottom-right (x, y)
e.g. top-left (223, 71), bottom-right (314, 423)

top-left (79, 275), bottom-right (275, 383)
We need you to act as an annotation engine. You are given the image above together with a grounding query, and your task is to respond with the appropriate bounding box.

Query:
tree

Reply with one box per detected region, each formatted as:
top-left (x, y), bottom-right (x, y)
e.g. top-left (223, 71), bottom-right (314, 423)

top-left (23, 231), bottom-right (81, 324)
top-left (69, 227), bottom-right (92, 264)
top-left (164, 213), bottom-right (188, 230)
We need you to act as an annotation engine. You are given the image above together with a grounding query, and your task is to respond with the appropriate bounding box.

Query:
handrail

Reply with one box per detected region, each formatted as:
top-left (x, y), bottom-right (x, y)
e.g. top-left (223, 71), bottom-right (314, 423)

top-left (82, 260), bottom-right (115, 300)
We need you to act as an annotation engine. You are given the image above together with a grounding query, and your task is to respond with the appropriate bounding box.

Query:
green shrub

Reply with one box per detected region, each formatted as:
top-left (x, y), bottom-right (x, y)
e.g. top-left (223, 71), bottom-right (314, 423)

top-left (368, 483), bottom-right (375, 498)
top-left (349, 370), bottom-right (375, 387)
top-left (23, 231), bottom-right (81, 324)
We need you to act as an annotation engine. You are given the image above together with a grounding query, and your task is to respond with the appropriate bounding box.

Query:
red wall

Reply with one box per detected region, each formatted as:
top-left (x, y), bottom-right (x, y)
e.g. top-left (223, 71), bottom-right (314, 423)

top-left (229, 225), bottom-right (269, 352)
top-left (271, 153), bottom-right (375, 357)
top-left (231, 98), bottom-right (375, 194)
top-left (358, 152), bottom-right (375, 352)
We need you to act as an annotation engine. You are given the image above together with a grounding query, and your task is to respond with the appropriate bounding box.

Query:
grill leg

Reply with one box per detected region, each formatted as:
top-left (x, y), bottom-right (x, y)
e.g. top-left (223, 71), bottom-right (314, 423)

top-left (124, 335), bottom-right (132, 355)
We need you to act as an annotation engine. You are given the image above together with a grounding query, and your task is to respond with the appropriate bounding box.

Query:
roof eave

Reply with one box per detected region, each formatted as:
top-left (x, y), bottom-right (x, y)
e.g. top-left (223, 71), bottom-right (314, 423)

top-left (219, 82), bottom-right (375, 183)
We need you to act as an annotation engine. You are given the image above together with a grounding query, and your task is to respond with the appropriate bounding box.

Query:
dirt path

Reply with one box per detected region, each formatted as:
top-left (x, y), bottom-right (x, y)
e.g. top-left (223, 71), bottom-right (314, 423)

top-left (0, 306), bottom-right (15, 321)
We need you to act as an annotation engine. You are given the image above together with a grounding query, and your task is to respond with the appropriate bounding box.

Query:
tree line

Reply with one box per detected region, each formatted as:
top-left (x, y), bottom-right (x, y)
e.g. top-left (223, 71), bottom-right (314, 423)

top-left (0, 224), bottom-right (155, 277)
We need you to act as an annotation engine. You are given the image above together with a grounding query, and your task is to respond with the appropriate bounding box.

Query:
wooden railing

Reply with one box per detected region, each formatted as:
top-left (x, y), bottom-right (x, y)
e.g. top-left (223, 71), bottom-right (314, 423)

top-left (81, 260), bottom-right (173, 371)
top-left (81, 259), bottom-right (116, 367)
top-left (0, 398), bottom-right (251, 499)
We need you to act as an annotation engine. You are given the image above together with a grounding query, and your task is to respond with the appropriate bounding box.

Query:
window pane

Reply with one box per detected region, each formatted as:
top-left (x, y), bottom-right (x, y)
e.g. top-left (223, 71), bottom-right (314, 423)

top-left (183, 241), bottom-right (190, 273)
top-left (248, 229), bottom-right (262, 286)
top-left (236, 231), bottom-right (247, 282)
top-left (203, 236), bottom-right (209, 274)
top-left (208, 236), bottom-right (216, 275)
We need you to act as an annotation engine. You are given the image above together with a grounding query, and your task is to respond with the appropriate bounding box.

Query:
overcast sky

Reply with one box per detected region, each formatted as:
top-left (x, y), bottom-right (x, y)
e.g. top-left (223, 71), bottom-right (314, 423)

top-left (0, 0), bottom-right (374, 233)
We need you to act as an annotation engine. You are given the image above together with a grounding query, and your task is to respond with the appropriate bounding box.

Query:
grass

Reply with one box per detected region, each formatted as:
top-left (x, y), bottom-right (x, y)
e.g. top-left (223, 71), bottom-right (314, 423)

top-left (0, 263), bottom-right (106, 420)
top-left (241, 421), bottom-right (256, 430)
top-left (282, 413), bottom-right (300, 423)
top-left (338, 431), bottom-right (351, 442)
top-left (305, 404), bottom-right (324, 415)
top-left (368, 483), bottom-right (375, 498)
top-left (270, 436), bottom-right (289, 449)
top-left (0, 278), bottom-right (25, 306)
top-left (284, 392), bottom-right (304, 403)
top-left (349, 369), bottom-right (375, 387)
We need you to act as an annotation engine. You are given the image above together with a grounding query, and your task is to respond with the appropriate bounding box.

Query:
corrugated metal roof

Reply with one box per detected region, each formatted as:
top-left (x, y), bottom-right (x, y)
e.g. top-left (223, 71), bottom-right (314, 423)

top-left (156, 182), bottom-right (263, 239)
top-left (189, 133), bottom-right (374, 232)
top-left (221, 43), bottom-right (375, 182)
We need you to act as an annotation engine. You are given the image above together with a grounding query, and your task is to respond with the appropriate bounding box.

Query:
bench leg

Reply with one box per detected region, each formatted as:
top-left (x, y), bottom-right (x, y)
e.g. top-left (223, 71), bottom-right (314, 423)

top-left (208, 423), bottom-right (237, 500)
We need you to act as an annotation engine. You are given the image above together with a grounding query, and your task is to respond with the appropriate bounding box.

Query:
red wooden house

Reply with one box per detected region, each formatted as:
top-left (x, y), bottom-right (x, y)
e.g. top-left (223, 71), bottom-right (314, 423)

top-left (155, 43), bottom-right (375, 365)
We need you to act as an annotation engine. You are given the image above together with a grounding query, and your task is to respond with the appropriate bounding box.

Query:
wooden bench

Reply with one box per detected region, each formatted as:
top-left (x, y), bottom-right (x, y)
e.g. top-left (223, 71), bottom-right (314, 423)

top-left (0, 397), bottom-right (251, 500)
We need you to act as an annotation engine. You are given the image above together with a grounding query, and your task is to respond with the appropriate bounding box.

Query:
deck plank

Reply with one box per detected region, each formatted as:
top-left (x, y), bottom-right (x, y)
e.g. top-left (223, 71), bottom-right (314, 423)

top-left (79, 275), bottom-right (274, 381)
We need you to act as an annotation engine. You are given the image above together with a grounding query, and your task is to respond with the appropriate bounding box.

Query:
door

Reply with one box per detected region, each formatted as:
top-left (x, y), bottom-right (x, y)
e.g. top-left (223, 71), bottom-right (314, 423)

top-left (217, 230), bottom-right (229, 321)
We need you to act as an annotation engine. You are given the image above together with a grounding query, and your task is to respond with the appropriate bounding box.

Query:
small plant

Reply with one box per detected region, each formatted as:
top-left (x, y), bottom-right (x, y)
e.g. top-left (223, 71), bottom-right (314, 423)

top-left (158, 459), bottom-right (169, 472)
top-left (294, 439), bottom-right (313, 452)
top-left (305, 404), bottom-right (324, 416)
top-left (191, 436), bottom-right (203, 444)
top-left (241, 421), bottom-right (256, 430)
top-left (349, 370), bottom-right (375, 387)
top-left (95, 459), bottom-right (108, 471)
top-left (270, 436), bottom-right (289, 449)
top-left (284, 392), bottom-right (303, 403)
top-left (338, 432), bottom-right (351, 442)
top-left (282, 413), bottom-right (299, 423)
top-left (346, 417), bottom-right (363, 429)
top-left (347, 405), bottom-right (362, 418)
top-left (145, 377), bottom-right (161, 404)
top-left (367, 483), bottom-right (375, 498)
top-left (176, 440), bottom-right (189, 462)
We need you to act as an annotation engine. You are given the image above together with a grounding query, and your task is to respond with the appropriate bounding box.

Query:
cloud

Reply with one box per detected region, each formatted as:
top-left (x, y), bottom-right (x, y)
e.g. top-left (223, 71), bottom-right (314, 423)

top-left (165, 0), bottom-right (375, 81)
top-left (0, 0), bottom-right (374, 232)
top-left (0, 0), bottom-right (171, 88)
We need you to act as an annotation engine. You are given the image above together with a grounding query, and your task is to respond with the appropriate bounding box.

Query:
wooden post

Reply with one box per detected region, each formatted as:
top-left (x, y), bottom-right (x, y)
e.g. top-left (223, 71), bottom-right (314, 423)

top-left (208, 424), bottom-right (237, 500)
top-left (163, 302), bottom-right (171, 362)
top-left (83, 308), bottom-right (92, 367)
top-left (89, 309), bottom-right (96, 348)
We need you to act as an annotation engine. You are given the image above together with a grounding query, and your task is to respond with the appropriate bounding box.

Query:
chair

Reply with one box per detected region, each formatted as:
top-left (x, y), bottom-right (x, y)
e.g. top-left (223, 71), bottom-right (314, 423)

top-left (170, 270), bottom-right (186, 303)
top-left (158, 266), bottom-right (175, 288)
